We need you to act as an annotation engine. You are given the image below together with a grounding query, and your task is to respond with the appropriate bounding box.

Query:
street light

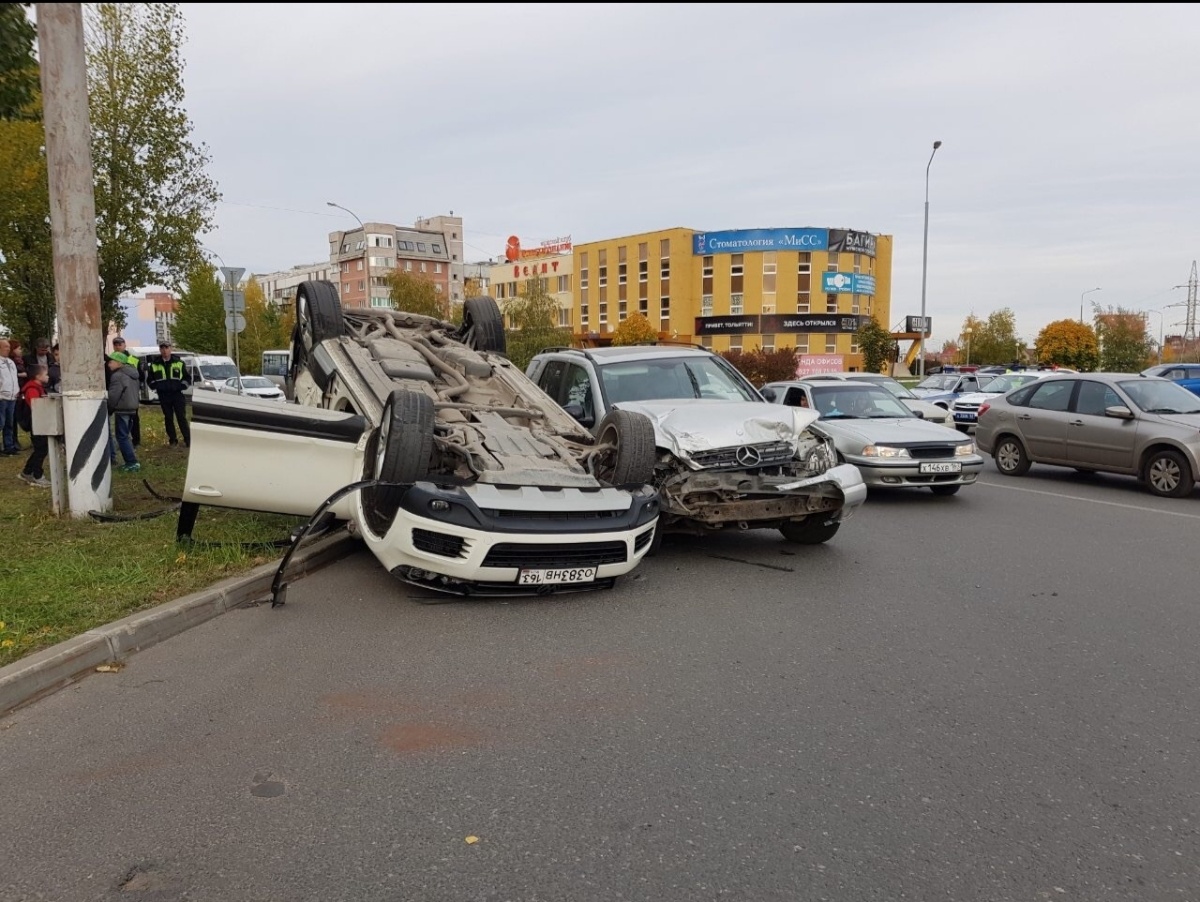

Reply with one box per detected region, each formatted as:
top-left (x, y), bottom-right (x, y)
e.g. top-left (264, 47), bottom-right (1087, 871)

top-left (963, 327), bottom-right (973, 367)
top-left (1080, 287), bottom-right (1102, 324)
top-left (1144, 309), bottom-right (1166, 365)
top-left (327, 201), bottom-right (367, 307)
top-left (918, 139), bottom-right (943, 378)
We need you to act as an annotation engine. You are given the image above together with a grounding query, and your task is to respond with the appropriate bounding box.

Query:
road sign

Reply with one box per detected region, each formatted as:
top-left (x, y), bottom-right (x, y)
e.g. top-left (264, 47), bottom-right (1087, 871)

top-left (224, 313), bottom-right (246, 333)
top-left (219, 266), bottom-right (245, 289)
top-left (222, 290), bottom-right (245, 313)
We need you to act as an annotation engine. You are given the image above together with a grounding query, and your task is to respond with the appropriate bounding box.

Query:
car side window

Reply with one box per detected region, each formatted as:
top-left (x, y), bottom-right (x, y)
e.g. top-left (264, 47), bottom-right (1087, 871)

top-left (536, 360), bottom-right (565, 399)
top-left (560, 364), bottom-right (594, 420)
top-left (1007, 384), bottom-right (1038, 407)
top-left (1074, 381), bottom-right (1122, 416)
top-left (1028, 380), bottom-right (1074, 412)
top-left (783, 387), bottom-right (809, 407)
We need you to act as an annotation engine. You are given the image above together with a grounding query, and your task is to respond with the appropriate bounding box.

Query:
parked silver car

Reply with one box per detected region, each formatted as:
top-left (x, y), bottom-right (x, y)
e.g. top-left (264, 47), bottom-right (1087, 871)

top-left (975, 372), bottom-right (1200, 498)
top-left (761, 380), bottom-right (984, 495)
top-left (801, 372), bottom-right (954, 426)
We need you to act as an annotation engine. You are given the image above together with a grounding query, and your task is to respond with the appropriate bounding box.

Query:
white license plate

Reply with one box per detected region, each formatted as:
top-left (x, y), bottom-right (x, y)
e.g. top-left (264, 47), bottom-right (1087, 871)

top-left (919, 461), bottom-right (962, 474)
top-left (518, 567), bottom-right (597, 585)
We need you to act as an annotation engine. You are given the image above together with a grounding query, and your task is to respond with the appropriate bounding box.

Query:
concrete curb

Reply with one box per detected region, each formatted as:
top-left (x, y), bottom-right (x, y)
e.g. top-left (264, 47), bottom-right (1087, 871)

top-left (0, 529), bottom-right (358, 719)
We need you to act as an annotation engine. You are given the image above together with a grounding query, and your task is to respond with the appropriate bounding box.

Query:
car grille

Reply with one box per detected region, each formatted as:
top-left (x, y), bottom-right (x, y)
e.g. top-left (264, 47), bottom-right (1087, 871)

top-left (953, 401), bottom-right (981, 412)
top-left (412, 528), bottom-right (467, 558)
top-left (482, 541), bottom-right (627, 569)
top-left (689, 441), bottom-right (794, 470)
top-left (904, 443), bottom-right (962, 459)
top-left (480, 508), bottom-right (625, 521)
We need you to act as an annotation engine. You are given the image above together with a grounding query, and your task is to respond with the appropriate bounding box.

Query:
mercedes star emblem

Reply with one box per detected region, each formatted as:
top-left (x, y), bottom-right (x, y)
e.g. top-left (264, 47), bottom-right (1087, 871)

top-left (735, 446), bottom-right (762, 467)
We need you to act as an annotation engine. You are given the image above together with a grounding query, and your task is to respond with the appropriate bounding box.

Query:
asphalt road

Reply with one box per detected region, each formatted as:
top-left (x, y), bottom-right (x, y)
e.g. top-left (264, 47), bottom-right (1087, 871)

top-left (3, 465), bottom-right (1199, 902)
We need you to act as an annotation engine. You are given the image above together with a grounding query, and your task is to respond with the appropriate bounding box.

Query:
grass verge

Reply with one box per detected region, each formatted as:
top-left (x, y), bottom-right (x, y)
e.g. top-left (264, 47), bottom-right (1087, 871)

top-left (0, 414), bottom-right (306, 667)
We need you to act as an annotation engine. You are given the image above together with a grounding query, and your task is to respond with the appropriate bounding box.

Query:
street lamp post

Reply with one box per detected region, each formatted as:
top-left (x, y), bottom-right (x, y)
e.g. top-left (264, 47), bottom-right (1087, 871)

top-left (918, 140), bottom-right (943, 378)
top-left (964, 327), bottom-right (973, 367)
top-left (1144, 309), bottom-right (1165, 365)
top-left (327, 201), bottom-right (367, 307)
top-left (1080, 287), bottom-right (1102, 324)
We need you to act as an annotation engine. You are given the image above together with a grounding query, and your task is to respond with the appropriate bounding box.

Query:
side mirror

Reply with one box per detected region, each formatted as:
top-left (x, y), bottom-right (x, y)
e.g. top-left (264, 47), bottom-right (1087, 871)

top-left (1104, 405), bottom-right (1135, 420)
top-left (563, 402), bottom-right (594, 428)
top-left (913, 409), bottom-right (925, 419)
top-left (760, 387), bottom-right (777, 402)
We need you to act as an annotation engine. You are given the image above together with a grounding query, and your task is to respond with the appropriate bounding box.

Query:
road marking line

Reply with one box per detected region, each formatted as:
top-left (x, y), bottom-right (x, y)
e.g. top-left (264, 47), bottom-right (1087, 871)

top-left (976, 479), bottom-right (1200, 519)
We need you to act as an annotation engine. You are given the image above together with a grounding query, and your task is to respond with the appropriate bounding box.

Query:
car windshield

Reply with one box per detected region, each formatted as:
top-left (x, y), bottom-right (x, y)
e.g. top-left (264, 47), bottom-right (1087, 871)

top-left (239, 377), bottom-right (274, 390)
top-left (1117, 379), bottom-right (1200, 415)
top-left (916, 374), bottom-right (955, 391)
top-left (598, 356), bottom-right (759, 404)
top-left (202, 363), bottom-right (239, 381)
top-left (980, 374), bottom-right (1039, 394)
top-left (848, 375), bottom-right (918, 400)
top-left (809, 384), bottom-right (914, 419)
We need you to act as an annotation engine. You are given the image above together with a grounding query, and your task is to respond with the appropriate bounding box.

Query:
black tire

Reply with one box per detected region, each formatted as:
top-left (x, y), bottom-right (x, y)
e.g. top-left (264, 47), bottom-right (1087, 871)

top-left (363, 389), bottom-right (435, 536)
top-left (779, 516), bottom-right (840, 545)
top-left (993, 435), bottom-right (1031, 476)
top-left (593, 409), bottom-right (656, 486)
top-left (459, 296), bottom-right (506, 355)
top-left (1142, 448), bottom-right (1194, 498)
top-left (293, 280), bottom-right (344, 390)
top-left (929, 484), bottom-right (961, 496)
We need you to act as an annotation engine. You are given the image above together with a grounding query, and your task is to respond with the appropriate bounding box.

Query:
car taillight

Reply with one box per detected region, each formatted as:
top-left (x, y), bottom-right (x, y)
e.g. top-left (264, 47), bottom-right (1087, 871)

top-left (977, 402), bottom-right (991, 419)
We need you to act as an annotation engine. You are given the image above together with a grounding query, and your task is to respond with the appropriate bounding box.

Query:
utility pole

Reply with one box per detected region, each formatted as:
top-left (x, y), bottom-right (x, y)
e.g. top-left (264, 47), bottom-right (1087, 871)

top-left (36, 3), bottom-right (111, 517)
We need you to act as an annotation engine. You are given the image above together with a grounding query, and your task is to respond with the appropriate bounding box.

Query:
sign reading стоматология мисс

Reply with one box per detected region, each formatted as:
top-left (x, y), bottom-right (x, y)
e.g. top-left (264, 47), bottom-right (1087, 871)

top-left (692, 227), bottom-right (877, 258)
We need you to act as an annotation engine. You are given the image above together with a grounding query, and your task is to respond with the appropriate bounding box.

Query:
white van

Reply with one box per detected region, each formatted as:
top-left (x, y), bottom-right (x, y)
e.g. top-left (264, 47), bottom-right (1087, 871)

top-left (184, 355), bottom-right (240, 394)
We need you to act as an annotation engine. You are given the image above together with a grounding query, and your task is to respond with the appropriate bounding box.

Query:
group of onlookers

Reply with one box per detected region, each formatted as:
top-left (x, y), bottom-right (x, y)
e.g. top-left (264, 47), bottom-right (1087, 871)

top-left (0, 333), bottom-right (192, 488)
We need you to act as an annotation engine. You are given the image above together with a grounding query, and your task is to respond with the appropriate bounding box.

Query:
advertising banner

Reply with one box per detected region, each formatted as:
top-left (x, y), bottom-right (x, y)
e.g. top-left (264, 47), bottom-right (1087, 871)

top-left (796, 354), bottom-right (845, 377)
top-left (759, 313), bottom-right (866, 334)
top-left (821, 272), bottom-right (876, 295)
top-left (905, 315), bottom-right (932, 335)
top-left (693, 315), bottom-right (760, 336)
top-left (693, 228), bottom-right (827, 256)
top-left (827, 229), bottom-right (877, 258)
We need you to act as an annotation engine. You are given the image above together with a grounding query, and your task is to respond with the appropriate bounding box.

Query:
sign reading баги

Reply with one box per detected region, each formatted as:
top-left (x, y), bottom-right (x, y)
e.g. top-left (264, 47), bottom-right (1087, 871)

top-left (905, 316), bottom-right (932, 335)
top-left (692, 228), bottom-right (877, 258)
top-left (505, 235), bottom-right (572, 262)
top-left (821, 272), bottom-right (876, 295)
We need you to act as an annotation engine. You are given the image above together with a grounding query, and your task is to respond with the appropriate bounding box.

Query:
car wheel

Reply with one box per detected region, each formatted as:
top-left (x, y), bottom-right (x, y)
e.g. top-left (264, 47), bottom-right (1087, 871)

top-left (994, 435), bottom-right (1031, 476)
top-left (593, 409), bottom-right (656, 486)
top-left (293, 280), bottom-right (344, 390)
top-left (1142, 448), bottom-right (1194, 498)
top-left (929, 484), bottom-right (961, 496)
top-left (779, 516), bottom-right (840, 545)
top-left (458, 296), bottom-right (506, 355)
top-left (363, 389), bottom-right (435, 536)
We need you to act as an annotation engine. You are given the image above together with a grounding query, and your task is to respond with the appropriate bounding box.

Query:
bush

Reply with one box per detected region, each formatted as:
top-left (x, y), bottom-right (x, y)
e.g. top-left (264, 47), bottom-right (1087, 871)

top-left (720, 347), bottom-right (799, 387)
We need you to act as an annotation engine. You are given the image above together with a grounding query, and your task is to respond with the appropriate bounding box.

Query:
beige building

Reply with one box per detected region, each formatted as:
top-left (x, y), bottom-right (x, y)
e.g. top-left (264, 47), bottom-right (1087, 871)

top-left (486, 236), bottom-right (574, 328)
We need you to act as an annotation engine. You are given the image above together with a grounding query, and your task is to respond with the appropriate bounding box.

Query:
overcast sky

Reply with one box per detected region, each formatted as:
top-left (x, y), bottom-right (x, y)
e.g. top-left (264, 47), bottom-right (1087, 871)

top-left (176, 2), bottom-right (1200, 347)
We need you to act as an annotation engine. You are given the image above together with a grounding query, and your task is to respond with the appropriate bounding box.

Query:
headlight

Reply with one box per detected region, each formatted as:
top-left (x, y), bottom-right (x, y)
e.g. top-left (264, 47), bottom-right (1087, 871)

top-left (861, 445), bottom-right (911, 459)
top-left (955, 442), bottom-right (976, 457)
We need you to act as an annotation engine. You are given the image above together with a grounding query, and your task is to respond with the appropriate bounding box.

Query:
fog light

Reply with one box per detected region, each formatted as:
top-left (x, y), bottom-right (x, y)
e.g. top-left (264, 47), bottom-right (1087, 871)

top-left (429, 499), bottom-right (450, 513)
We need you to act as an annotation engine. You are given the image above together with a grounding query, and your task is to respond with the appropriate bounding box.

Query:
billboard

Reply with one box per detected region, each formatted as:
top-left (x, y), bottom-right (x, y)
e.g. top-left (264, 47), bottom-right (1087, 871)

top-left (821, 272), bottom-right (876, 295)
top-left (696, 314), bottom-right (866, 335)
top-left (905, 316), bottom-right (932, 335)
top-left (693, 315), bottom-right (760, 335)
top-left (796, 354), bottom-right (845, 377)
top-left (693, 227), bottom-right (878, 258)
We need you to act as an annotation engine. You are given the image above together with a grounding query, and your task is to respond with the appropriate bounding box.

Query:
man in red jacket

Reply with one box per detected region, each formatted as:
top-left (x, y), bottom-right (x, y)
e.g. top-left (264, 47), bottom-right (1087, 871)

top-left (18, 364), bottom-right (50, 487)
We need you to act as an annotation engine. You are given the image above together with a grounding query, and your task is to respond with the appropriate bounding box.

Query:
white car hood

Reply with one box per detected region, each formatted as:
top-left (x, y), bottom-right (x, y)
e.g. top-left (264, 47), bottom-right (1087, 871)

top-left (611, 399), bottom-right (821, 456)
top-left (956, 391), bottom-right (1000, 404)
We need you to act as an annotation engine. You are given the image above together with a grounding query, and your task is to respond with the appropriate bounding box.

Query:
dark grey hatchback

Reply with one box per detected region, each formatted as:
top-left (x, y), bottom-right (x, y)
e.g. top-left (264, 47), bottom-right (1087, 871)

top-left (974, 373), bottom-right (1200, 498)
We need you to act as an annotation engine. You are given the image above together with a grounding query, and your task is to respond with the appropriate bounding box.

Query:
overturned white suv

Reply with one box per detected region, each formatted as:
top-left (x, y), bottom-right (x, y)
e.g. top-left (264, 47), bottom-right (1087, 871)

top-left (526, 345), bottom-right (867, 548)
top-left (179, 282), bottom-right (660, 597)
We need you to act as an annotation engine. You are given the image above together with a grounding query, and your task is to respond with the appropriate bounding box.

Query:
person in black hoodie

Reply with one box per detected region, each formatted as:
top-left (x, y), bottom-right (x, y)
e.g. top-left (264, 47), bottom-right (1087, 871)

top-left (145, 341), bottom-right (191, 446)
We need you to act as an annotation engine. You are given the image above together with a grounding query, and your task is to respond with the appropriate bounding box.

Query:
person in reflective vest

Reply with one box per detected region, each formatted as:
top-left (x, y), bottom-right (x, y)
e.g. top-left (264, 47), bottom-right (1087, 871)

top-left (146, 341), bottom-right (192, 447)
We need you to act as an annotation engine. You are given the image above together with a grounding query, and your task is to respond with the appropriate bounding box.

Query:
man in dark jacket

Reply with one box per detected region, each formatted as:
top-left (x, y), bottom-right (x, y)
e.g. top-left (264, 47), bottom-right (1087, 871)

top-left (145, 341), bottom-right (191, 446)
top-left (106, 354), bottom-right (141, 472)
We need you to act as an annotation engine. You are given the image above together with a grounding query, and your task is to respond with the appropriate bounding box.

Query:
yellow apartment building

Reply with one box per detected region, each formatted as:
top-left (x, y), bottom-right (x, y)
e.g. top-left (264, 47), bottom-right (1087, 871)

top-left (572, 226), bottom-right (893, 372)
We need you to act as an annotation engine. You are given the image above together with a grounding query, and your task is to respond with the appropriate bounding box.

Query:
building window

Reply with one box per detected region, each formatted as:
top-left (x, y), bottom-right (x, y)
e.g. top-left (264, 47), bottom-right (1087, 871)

top-left (558, 307), bottom-right (571, 328)
top-left (730, 293), bottom-right (744, 315)
top-left (850, 335), bottom-right (860, 354)
top-left (599, 266), bottom-right (607, 287)
top-left (639, 297), bottom-right (648, 315)
top-left (763, 251), bottom-right (777, 293)
top-left (420, 262), bottom-right (427, 273)
top-left (762, 295), bottom-right (776, 315)
top-left (798, 258), bottom-right (811, 275)
top-left (557, 275), bottom-right (570, 293)
top-left (435, 263), bottom-right (442, 273)
top-left (826, 293), bottom-right (838, 313)
top-left (701, 336), bottom-right (713, 349)
top-left (825, 335), bottom-right (838, 353)
top-left (660, 296), bottom-right (670, 319)
top-left (580, 251), bottom-right (589, 268)
top-left (432, 243), bottom-right (442, 254)
top-left (701, 294), bottom-right (713, 316)
top-left (797, 293), bottom-right (810, 313)
top-left (851, 294), bottom-right (860, 315)
top-left (579, 270), bottom-right (589, 289)
top-left (599, 305), bottom-right (608, 325)
top-left (853, 254), bottom-right (861, 274)
top-left (358, 280), bottom-right (365, 291)
top-left (660, 239), bottom-right (670, 258)
top-left (660, 260), bottom-right (669, 279)
top-left (357, 260), bottom-right (363, 271)
top-left (702, 256), bottom-right (713, 279)
top-left (417, 242), bottom-right (428, 253)
top-left (370, 296), bottom-right (393, 308)
top-left (618, 301), bottom-right (627, 318)
top-left (581, 306), bottom-right (589, 327)
top-left (618, 263), bottom-right (627, 285)
top-left (796, 336), bottom-right (809, 353)
top-left (639, 261), bottom-right (648, 283)
top-left (762, 334), bottom-right (775, 351)
top-left (496, 284), bottom-right (506, 299)
top-left (405, 261), bottom-right (412, 271)
top-left (730, 254), bottom-right (744, 278)
top-left (728, 340), bottom-right (742, 353)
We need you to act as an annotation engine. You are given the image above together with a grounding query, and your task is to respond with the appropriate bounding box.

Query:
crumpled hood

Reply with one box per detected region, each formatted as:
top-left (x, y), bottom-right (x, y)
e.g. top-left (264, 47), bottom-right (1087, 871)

top-left (611, 399), bottom-right (821, 456)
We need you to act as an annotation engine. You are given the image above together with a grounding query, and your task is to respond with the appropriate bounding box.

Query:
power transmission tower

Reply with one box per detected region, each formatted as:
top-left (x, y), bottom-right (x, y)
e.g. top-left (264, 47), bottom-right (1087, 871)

top-left (1184, 260), bottom-right (1198, 343)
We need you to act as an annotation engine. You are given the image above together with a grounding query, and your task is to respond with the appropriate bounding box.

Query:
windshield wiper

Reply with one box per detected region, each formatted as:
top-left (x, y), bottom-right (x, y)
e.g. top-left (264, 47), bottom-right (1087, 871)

top-left (683, 364), bottom-right (702, 399)
top-left (1146, 407), bottom-right (1181, 414)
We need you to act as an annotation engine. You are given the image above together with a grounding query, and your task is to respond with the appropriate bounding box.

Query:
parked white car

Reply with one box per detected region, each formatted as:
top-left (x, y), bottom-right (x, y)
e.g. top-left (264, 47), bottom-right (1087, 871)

top-left (215, 375), bottom-right (287, 402)
top-left (799, 372), bottom-right (954, 426)
top-left (180, 282), bottom-right (660, 598)
top-left (951, 370), bottom-right (1072, 432)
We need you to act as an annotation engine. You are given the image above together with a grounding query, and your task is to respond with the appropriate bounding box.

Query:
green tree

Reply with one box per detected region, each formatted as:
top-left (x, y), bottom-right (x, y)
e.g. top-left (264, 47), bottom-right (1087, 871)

top-left (503, 277), bottom-right (570, 371)
top-left (1035, 319), bottom-right (1100, 371)
top-left (171, 265), bottom-right (225, 355)
top-left (234, 277), bottom-right (293, 374)
top-left (721, 347), bottom-right (799, 387)
top-left (0, 117), bottom-right (53, 346)
top-left (381, 268), bottom-right (448, 319)
top-left (611, 311), bottom-right (658, 346)
top-left (856, 315), bottom-right (893, 374)
top-left (1096, 306), bottom-right (1154, 372)
top-left (0, 3), bottom-right (38, 121)
top-left (86, 3), bottom-right (220, 329)
top-left (962, 308), bottom-right (1019, 365)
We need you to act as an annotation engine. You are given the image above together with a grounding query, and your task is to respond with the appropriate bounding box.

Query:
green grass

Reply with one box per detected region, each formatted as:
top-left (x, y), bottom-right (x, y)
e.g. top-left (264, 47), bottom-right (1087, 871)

top-left (0, 415), bottom-right (306, 667)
